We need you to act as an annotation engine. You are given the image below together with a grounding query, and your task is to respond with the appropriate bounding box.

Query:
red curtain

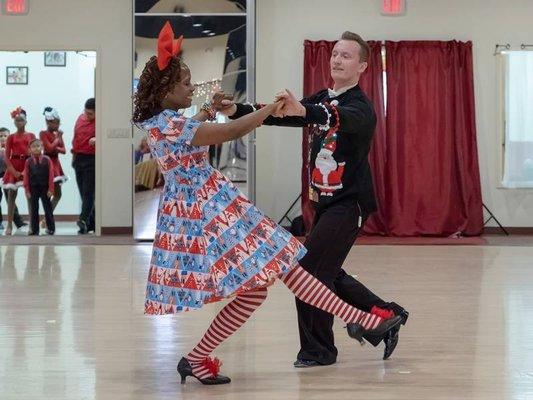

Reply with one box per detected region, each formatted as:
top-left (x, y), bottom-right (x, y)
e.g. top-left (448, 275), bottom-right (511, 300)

top-left (379, 41), bottom-right (483, 236)
top-left (301, 39), bottom-right (483, 236)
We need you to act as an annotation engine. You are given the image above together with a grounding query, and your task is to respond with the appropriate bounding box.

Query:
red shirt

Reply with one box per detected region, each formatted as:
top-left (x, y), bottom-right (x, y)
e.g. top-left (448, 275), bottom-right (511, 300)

top-left (72, 114), bottom-right (95, 155)
top-left (23, 154), bottom-right (54, 195)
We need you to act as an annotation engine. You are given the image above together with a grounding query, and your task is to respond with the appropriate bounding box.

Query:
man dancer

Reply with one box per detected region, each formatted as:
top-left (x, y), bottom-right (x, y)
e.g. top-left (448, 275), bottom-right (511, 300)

top-left (216, 32), bottom-right (408, 366)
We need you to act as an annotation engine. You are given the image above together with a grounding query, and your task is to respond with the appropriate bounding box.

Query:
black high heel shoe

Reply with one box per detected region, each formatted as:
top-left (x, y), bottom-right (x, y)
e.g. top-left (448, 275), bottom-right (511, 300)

top-left (346, 315), bottom-right (402, 345)
top-left (177, 357), bottom-right (231, 385)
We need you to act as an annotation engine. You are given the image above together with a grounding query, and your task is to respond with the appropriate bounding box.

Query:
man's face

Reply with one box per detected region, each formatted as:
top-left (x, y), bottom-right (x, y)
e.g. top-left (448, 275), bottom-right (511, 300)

top-left (330, 40), bottom-right (367, 84)
top-left (85, 109), bottom-right (95, 121)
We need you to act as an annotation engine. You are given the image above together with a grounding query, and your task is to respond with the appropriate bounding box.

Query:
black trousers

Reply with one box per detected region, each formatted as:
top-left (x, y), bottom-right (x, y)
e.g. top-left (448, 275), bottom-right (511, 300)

top-left (296, 201), bottom-right (391, 365)
top-left (72, 153), bottom-right (95, 229)
top-left (0, 188), bottom-right (25, 227)
top-left (29, 185), bottom-right (55, 234)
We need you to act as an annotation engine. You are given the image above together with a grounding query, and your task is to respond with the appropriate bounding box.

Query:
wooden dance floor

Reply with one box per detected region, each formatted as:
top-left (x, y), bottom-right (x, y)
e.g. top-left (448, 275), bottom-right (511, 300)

top-left (1, 243), bottom-right (532, 399)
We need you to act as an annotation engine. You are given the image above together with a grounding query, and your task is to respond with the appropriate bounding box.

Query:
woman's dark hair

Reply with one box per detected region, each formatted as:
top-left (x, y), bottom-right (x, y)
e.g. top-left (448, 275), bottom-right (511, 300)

top-left (132, 55), bottom-right (183, 123)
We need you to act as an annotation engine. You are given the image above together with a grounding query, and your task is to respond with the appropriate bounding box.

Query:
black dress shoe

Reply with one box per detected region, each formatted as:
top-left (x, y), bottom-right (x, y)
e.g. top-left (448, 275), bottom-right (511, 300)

top-left (293, 359), bottom-right (324, 368)
top-left (77, 220), bottom-right (88, 234)
top-left (383, 329), bottom-right (399, 360)
top-left (177, 357), bottom-right (231, 385)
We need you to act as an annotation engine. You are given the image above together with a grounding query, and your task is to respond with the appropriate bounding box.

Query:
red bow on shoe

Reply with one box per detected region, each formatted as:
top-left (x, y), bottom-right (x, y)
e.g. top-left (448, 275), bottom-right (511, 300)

top-left (201, 357), bottom-right (222, 376)
top-left (371, 306), bottom-right (395, 320)
top-left (157, 21), bottom-right (183, 71)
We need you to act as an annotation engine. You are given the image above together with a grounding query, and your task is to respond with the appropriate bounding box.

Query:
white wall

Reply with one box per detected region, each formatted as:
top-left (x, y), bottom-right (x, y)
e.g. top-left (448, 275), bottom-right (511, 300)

top-left (0, 51), bottom-right (95, 215)
top-left (0, 0), bottom-right (133, 230)
top-left (255, 0), bottom-right (533, 227)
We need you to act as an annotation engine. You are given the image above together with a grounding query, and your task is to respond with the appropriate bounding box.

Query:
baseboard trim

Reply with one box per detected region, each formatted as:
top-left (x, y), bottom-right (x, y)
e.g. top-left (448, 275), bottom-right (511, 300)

top-left (20, 214), bottom-right (78, 222)
top-left (101, 227), bottom-right (133, 235)
top-left (483, 227), bottom-right (533, 234)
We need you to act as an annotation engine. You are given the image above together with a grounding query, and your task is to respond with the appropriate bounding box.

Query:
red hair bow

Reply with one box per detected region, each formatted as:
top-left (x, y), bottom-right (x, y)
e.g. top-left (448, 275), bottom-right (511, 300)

top-left (10, 106), bottom-right (23, 119)
top-left (157, 21), bottom-right (183, 71)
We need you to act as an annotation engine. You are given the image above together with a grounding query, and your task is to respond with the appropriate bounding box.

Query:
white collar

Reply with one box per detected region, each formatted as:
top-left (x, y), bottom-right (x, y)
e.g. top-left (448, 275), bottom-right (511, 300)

top-left (328, 83), bottom-right (358, 98)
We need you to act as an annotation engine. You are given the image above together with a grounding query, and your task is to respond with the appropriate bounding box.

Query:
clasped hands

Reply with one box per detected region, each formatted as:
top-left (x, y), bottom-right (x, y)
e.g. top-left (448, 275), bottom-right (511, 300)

top-left (211, 89), bottom-right (306, 118)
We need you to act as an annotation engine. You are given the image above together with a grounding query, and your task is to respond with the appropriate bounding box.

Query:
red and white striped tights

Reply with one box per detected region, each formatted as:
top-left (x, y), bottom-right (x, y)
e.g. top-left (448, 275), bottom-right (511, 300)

top-left (186, 265), bottom-right (383, 379)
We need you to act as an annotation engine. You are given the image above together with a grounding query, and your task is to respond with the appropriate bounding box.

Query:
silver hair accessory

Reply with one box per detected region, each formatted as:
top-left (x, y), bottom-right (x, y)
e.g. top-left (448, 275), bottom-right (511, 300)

top-left (44, 108), bottom-right (60, 121)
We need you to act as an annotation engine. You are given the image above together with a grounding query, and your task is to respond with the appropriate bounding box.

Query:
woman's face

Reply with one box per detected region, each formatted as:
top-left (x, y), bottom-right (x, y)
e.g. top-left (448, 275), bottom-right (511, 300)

top-left (163, 65), bottom-right (195, 110)
top-left (14, 116), bottom-right (26, 130)
top-left (46, 119), bottom-right (60, 131)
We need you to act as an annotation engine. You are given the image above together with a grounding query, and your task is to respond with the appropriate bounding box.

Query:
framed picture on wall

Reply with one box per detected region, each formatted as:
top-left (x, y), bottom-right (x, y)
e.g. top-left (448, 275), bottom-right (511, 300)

top-left (44, 51), bottom-right (67, 67)
top-left (6, 66), bottom-right (29, 85)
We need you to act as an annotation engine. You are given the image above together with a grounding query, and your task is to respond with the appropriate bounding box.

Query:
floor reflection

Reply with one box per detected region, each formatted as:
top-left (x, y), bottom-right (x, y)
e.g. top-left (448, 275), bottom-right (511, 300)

top-left (0, 245), bottom-right (532, 399)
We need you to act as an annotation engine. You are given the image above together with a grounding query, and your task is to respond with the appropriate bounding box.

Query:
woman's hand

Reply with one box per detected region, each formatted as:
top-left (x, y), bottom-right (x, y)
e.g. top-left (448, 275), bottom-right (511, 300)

top-left (212, 91), bottom-right (235, 111)
top-left (268, 99), bottom-right (285, 117)
top-left (274, 89), bottom-right (306, 117)
top-left (212, 91), bottom-right (237, 116)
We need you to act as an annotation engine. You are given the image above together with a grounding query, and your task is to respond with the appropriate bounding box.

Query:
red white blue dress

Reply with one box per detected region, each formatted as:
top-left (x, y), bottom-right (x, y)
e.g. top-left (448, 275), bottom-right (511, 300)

top-left (138, 110), bottom-right (306, 315)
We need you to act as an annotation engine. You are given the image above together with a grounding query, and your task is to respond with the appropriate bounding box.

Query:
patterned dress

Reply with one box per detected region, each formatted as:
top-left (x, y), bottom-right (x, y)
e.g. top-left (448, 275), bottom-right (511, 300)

top-left (138, 110), bottom-right (306, 315)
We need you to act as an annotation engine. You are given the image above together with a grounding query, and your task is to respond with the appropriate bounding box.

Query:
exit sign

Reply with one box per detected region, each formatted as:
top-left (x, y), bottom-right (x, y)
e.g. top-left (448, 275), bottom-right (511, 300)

top-left (382, 0), bottom-right (405, 16)
top-left (2, 0), bottom-right (30, 15)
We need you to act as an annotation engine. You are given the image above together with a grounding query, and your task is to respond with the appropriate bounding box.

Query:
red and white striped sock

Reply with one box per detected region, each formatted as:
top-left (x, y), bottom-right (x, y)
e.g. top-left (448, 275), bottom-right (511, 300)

top-left (281, 265), bottom-right (383, 330)
top-left (186, 288), bottom-right (268, 379)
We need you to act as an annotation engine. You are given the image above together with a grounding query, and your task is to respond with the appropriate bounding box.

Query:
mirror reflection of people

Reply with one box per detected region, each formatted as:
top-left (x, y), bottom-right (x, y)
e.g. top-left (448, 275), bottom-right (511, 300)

top-left (132, 22), bottom-right (401, 386)
top-left (40, 107), bottom-right (67, 227)
top-left (134, 136), bottom-right (151, 164)
top-left (72, 98), bottom-right (95, 234)
top-left (23, 139), bottom-right (55, 235)
top-left (0, 127), bottom-right (27, 232)
top-left (2, 108), bottom-right (35, 235)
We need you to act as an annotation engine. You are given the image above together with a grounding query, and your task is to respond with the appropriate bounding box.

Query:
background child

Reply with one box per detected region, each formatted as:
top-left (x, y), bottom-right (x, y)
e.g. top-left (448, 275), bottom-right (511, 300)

top-left (23, 139), bottom-right (55, 235)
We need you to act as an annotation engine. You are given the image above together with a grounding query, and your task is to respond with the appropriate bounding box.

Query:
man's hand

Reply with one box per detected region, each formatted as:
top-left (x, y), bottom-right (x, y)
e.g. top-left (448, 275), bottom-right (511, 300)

top-left (274, 89), bottom-right (306, 118)
top-left (14, 171), bottom-right (22, 179)
top-left (89, 137), bottom-right (96, 146)
top-left (47, 191), bottom-right (53, 198)
top-left (25, 192), bottom-right (31, 199)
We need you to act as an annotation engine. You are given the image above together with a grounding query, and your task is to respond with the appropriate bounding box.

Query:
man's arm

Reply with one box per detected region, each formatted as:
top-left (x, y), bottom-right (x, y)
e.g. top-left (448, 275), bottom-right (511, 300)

top-left (217, 91), bottom-right (324, 128)
top-left (229, 103), bottom-right (309, 127)
top-left (279, 89), bottom-right (375, 137)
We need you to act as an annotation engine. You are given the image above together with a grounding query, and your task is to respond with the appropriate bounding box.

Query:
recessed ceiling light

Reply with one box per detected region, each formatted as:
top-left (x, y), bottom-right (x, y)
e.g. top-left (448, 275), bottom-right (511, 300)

top-left (202, 30), bottom-right (211, 34)
top-left (208, 32), bottom-right (216, 36)
top-left (193, 23), bottom-right (202, 27)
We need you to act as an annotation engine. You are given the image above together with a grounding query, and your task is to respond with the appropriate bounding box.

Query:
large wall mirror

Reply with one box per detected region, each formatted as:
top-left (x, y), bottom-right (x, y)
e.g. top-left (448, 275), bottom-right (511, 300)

top-left (133, 0), bottom-right (255, 240)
